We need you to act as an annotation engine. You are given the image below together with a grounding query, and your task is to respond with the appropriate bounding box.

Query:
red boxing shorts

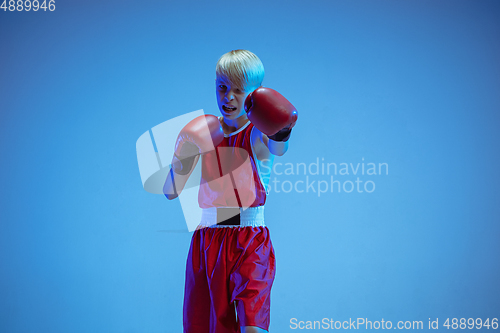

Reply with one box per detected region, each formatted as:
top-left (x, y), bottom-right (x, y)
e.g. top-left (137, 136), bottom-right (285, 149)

top-left (183, 226), bottom-right (276, 333)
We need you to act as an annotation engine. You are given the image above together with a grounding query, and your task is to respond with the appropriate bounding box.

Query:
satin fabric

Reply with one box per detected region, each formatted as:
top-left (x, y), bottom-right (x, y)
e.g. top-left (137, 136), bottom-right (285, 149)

top-left (183, 226), bottom-right (276, 333)
top-left (198, 121), bottom-right (267, 208)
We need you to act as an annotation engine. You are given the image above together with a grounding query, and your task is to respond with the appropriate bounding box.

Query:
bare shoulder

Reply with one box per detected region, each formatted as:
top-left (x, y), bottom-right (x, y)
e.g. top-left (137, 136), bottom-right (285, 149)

top-left (250, 125), bottom-right (272, 161)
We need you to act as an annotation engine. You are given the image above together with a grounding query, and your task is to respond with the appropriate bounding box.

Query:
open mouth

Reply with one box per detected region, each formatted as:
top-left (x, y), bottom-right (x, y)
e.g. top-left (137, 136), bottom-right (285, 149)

top-left (222, 105), bottom-right (237, 112)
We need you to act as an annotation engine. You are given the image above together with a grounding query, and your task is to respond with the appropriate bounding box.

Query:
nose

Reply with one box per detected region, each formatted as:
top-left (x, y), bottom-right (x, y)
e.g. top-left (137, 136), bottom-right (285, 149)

top-left (225, 91), bottom-right (235, 101)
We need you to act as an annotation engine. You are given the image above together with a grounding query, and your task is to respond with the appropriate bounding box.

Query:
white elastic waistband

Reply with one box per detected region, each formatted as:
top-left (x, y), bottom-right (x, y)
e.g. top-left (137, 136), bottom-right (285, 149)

top-left (200, 206), bottom-right (265, 228)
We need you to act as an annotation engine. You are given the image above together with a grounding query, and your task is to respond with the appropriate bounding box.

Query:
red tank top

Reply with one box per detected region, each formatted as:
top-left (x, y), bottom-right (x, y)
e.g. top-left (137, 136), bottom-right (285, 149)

top-left (198, 120), bottom-right (267, 208)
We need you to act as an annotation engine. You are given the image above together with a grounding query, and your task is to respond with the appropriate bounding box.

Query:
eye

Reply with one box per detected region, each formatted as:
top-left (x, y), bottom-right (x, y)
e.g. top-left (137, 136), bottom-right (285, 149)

top-left (218, 85), bottom-right (227, 90)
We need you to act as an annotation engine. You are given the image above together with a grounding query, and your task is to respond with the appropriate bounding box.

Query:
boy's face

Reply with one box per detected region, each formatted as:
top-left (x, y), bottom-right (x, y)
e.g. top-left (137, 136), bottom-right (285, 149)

top-left (215, 76), bottom-right (256, 120)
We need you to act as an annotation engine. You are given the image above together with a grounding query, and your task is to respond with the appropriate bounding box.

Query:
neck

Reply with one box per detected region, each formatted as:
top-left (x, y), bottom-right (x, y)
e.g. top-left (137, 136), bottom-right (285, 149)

top-left (221, 114), bottom-right (249, 134)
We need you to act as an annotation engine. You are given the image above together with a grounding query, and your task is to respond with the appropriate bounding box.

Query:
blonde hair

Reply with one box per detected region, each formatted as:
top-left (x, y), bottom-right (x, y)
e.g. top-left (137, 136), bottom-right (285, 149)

top-left (216, 50), bottom-right (265, 91)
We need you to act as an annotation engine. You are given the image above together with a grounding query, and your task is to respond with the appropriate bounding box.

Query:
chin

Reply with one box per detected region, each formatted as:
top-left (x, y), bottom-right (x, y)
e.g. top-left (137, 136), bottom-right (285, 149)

top-left (221, 111), bottom-right (239, 119)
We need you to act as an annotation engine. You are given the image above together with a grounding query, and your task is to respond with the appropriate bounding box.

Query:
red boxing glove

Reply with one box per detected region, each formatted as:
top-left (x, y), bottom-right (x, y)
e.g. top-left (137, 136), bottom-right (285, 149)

top-left (244, 87), bottom-right (298, 139)
top-left (171, 114), bottom-right (224, 175)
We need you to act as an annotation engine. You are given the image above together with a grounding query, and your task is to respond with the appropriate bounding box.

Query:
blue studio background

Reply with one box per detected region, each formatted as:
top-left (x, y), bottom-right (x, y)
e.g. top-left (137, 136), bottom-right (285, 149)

top-left (1, 0), bottom-right (499, 332)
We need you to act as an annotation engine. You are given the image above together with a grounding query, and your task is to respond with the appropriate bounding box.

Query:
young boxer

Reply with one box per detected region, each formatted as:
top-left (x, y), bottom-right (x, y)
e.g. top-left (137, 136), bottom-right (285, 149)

top-left (164, 49), bottom-right (297, 333)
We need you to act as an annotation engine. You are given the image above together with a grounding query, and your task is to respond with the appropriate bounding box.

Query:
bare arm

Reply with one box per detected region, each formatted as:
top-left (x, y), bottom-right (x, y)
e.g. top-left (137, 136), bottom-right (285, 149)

top-left (252, 126), bottom-right (289, 159)
top-left (163, 155), bottom-right (200, 200)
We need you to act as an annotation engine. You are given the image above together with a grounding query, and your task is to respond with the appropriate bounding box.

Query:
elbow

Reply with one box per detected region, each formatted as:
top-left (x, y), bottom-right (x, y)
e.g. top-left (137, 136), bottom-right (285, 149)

top-left (164, 192), bottom-right (178, 200)
top-left (273, 145), bottom-right (289, 157)
top-left (163, 185), bottom-right (179, 200)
